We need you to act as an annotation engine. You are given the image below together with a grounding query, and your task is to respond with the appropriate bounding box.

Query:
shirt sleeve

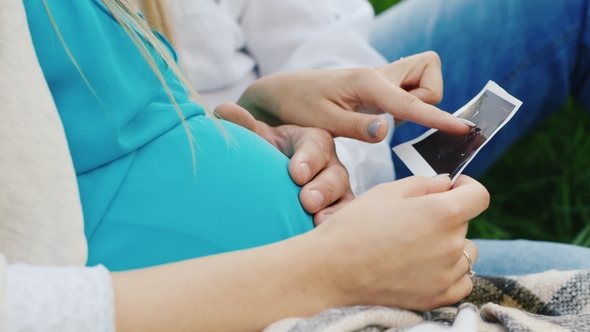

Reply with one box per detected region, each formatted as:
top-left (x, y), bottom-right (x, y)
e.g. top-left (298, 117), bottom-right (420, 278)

top-left (5, 264), bottom-right (115, 332)
top-left (239, 0), bottom-right (389, 76)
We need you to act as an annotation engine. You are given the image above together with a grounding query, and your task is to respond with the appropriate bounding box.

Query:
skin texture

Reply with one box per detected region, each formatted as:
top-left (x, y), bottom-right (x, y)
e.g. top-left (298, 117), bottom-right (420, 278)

top-left (237, 52), bottom-right (472, 143)
top-left (215, 102), bottom-right (353, 225)
top-left (223, 51), bottom-right (474, 224)
top-left (112, 175), bottom-right (488, 332)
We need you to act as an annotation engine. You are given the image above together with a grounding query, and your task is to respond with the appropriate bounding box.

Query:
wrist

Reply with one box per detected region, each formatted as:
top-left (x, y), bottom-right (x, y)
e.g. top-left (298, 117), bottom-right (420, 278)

top-left (278, 231), bottom-right (350, 310)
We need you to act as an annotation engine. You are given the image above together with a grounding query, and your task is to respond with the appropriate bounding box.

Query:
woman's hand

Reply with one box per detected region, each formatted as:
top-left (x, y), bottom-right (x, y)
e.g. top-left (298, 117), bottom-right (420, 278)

top-left (215, 103), bottom-right (354, 225)
top-left (237, 51), bottom-right (471, 143)
top-left (316, 175), bottom-right (489, 311)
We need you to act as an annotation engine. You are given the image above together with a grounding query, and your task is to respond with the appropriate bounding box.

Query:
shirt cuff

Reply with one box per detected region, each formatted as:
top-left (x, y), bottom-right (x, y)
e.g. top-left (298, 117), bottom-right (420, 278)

top-left (6, 263), bottom-right (115, 332)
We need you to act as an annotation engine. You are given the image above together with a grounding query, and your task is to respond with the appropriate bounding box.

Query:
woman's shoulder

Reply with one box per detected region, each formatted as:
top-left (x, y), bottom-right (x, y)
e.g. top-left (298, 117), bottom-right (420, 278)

top-left (23, 0), bottom-right (202, 174)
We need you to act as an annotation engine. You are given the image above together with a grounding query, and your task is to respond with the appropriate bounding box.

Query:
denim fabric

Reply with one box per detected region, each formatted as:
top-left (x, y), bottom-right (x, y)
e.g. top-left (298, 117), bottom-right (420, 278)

top-left (370, 0), bottom-right (590, 179)
top-left (473, 239), bottom-right (590, 276)
top-left (370, 0), bottom-right (590, 275)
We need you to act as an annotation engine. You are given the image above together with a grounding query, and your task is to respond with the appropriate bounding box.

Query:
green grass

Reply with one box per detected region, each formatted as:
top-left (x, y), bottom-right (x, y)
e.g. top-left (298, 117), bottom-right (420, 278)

top-left (370, 0), bottom-right (590, 246)
top-left (470, 100), bottom-right (590, 245)
top-left (370, 0), bottom-right (403, 14)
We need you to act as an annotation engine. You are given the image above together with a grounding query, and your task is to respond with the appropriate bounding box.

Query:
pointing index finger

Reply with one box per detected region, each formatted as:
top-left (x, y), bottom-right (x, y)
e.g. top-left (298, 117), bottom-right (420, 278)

top-left (385, 87), bottom-right (472, 136)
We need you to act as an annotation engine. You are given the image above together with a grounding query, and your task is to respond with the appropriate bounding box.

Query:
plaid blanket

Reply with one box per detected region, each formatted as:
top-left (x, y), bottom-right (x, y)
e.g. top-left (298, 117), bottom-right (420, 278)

top-left (265, 270), bottom-right (590, 332)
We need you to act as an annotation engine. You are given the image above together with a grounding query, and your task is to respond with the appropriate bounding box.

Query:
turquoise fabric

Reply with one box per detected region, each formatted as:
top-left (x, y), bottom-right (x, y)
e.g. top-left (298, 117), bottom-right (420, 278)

top-left (23, 0), bottom-right (313, 271)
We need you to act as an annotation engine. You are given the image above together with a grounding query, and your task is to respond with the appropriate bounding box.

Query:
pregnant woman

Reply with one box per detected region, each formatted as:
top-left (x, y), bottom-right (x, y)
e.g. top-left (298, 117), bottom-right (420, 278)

top-left (3, 0), bottom-right (567, 331)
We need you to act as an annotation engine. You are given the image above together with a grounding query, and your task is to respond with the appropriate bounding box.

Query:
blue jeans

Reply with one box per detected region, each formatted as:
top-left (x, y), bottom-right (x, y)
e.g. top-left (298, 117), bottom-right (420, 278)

top-left (473, 239), bottom-right (590, 276)
top-left (371, 0), bottom-right (590, 179)
top-left (370, 0), bottom-right (590, 275)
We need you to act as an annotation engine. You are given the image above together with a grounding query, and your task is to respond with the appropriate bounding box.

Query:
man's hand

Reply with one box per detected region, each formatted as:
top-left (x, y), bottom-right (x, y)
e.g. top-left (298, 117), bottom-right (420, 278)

top-left (215, 103), bottom-right (354, 225)
top-left (237, 51), bottom-right (471, 143)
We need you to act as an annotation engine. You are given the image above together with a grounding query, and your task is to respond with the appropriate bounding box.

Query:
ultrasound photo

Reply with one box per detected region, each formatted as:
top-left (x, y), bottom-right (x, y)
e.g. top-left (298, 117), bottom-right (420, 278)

top-left (412, 90), bottom-right (516, 177)
top-left (392, 81), bottom-right (523, 181)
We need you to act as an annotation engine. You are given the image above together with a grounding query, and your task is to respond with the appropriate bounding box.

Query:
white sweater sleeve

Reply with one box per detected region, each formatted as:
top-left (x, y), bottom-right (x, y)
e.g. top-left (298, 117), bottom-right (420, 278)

top-left (5, 264), bottom-right (115, 332)
top-left (239, 0), bottom-right (388, 76)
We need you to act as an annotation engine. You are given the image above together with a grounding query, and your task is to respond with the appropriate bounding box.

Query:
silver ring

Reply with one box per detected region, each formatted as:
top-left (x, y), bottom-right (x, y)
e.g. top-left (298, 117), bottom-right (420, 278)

top-left (463, 250), bottom-right (475, 277)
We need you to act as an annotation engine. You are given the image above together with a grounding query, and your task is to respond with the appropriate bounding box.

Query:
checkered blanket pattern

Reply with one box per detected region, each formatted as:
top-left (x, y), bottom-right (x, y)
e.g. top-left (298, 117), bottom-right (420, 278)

top-left (264, 270), bottom-right (590, 332)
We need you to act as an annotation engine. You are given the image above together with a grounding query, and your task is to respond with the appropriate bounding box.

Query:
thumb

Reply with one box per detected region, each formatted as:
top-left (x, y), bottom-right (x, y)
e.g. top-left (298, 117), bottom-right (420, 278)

top-left (393, 175), bottom-right (452, 199)
top-left (324, 104), bottom-right (389, 142)
top-left (214, 102), bottom-right (259, 133)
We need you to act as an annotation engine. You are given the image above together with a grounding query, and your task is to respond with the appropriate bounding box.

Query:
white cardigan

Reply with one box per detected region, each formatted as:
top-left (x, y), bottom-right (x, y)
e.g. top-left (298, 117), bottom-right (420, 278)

top-left (0, 0), bottom-right (86, 277)
top-left (0, 1), bottom-right (110, 331)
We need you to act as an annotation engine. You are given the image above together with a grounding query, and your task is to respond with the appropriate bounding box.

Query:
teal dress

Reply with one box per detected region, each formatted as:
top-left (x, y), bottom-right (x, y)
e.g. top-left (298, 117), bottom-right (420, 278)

top-left (23, 0), bottom-right (314, 271)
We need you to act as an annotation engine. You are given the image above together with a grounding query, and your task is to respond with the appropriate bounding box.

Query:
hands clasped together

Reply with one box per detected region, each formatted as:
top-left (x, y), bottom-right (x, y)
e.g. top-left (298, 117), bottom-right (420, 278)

top-left (215, 52), bottom-right (489, 310)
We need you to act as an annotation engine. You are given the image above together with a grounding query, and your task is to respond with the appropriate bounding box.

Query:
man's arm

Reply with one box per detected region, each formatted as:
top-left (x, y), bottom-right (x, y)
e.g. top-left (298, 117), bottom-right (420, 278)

top-left (240, 0), bottom-right (388, 76)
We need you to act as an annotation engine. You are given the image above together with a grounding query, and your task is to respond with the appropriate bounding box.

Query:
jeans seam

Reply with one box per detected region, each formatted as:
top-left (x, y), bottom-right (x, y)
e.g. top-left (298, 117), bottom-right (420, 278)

top-left (501, 28), bottom-right (581, 87)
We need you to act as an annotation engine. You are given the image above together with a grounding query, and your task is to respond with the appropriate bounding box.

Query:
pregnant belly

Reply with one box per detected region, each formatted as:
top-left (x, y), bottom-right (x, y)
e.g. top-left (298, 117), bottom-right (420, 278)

top-left (82, 116), bottom-right (314, 271)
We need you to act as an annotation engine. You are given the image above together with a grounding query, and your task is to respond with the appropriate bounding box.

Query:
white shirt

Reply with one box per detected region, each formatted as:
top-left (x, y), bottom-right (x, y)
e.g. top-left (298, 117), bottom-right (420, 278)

top-left (169, 0), bottom-right (396, 194)
top-left (169, 0), bottom-right (389, 105)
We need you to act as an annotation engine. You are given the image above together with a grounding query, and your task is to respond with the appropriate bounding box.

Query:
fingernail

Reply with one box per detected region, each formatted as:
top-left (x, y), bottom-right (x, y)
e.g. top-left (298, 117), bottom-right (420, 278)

top-left (310, 190), bottom-right (324, 209)
top-left (300, 163), bottom-right (311, 181)
top-left (458, 118), bottom-right (476, 127)
top-left (433, 173), bottom-right (450, 178)
top-left (367, 120), bottom-right (382, 139)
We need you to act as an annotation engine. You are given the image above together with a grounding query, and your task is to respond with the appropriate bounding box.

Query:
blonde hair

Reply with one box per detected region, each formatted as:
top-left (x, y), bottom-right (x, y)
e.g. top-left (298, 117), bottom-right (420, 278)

top-left (139, 0), bottom-right (176, 46)
top-left (42, 0), bottom-right (221, 169)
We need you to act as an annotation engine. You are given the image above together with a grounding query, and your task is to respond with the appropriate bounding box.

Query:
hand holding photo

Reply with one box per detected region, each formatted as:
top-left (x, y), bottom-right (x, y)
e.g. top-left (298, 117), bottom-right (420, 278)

top-left (392, 81), bottom-right (522, 182)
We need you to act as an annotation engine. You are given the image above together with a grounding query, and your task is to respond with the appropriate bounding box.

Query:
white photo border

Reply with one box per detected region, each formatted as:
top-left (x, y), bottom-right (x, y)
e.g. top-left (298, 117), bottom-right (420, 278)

top-left (392, 81), bottom-right (523, 183)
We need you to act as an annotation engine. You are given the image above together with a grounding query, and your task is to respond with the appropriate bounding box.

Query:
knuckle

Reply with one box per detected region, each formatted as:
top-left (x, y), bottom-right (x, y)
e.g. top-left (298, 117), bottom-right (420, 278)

top-left (371, 182), bottom-right (395, 196)
top-left (411, 175), bottom-right (431, 187)
top-left (436, 272), bottom-right (456, 290)
top-left (349, 67), bottom-right (381, 91)
top-left (433, 93), bottom-right (443, 104)
top-left (401, 175), bottom-right (423, 187)
top-left (423, 51), bottom-right (441, 65)
top-left (335, 168), bottom-right (351, 191)
top-left (350, 67), bottom-right (378, 81)
top-left (445, 201), bottom-right (463, 220)
top-left (307, 134), bottom-right (334, 163)
top-left (448, 237), bottom-right (465, 256)
top-left (321, 183), bottom-right (336, 203)
top-left (430, 277), bottom-right (473, 310)
top-left (314, 137), bottom-right (330, 153)
top-left (427, 197), bottom-right (454, 220)
top-left (400, 92), bottom-right (422, 114)
top-left (315, 129), bottom-right (335, 147)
